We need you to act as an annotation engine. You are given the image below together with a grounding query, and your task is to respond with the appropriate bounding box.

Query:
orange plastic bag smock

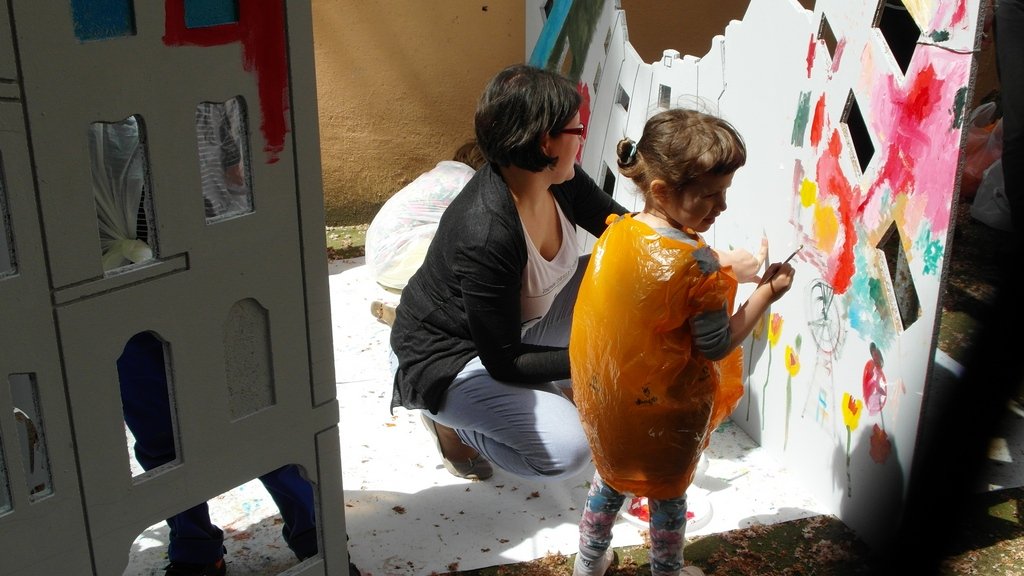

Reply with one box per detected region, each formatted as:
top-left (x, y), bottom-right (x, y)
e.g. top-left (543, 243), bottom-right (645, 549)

top-left (570, 214), bottom-right (744, 500)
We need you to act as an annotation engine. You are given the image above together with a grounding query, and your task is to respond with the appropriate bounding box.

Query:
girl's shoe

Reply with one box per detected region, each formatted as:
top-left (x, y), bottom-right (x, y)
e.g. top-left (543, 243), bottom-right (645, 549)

top-left (420, 413), bottom-right (493, 480)
top-left (573, 548), bottom-right (616, 576)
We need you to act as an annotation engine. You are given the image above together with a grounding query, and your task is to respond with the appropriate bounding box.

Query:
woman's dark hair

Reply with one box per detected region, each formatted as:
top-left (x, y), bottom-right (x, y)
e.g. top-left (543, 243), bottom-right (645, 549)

top-left (616, 108), bottom-right (746, 200)
top-left (474, 64), bottom-right (582, 172)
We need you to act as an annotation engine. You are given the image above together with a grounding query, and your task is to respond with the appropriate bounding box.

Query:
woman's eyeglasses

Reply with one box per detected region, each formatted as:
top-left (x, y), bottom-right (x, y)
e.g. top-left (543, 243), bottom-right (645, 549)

top-left (555, 123), bottom-right (586, 137)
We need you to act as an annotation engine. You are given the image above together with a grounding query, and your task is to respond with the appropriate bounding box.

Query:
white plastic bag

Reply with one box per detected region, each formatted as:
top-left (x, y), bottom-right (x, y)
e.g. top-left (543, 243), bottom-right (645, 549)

top-left (970, 159), bottom-right (1012, 232)
top-left (961, 102), bottom-right (1003, 200)
top-left (365, 160), bottom-right (476, 291)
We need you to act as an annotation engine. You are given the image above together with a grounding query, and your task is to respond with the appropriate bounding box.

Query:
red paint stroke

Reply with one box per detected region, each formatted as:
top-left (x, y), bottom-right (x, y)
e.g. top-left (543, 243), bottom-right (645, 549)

top-left (951, 0), bottom-right (968, 27)
top-left (805, 33), bottom-right (815, 78)
top-left (815, 130), bottom-right (857, 294)
top-left (831, 37), bottom-right (846, 75)
top-left (577, 82), bottom-right (591, 164)
top-left (810, 93), bottom-right (827, 149)
top-left (860, 63), bottom-right (946, 215)
top-left (164, 0), bottom-right (289, 164)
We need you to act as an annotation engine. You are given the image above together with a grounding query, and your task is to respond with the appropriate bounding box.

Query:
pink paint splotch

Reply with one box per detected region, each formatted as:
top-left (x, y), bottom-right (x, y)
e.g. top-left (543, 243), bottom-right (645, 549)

top-left (860, 45), bottom-right (970, 239)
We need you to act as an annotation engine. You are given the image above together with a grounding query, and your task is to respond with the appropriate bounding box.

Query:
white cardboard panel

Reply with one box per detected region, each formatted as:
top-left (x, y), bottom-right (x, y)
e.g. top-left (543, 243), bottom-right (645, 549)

top-left (528, 0), bottom-right (983, 548)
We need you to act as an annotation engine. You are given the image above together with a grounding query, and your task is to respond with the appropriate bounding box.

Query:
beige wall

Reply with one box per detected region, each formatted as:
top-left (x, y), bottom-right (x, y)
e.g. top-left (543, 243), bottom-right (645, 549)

top-left (312, 1), bottom-right (523, 225)
top-left (620, 0), bottom-right (755, 62)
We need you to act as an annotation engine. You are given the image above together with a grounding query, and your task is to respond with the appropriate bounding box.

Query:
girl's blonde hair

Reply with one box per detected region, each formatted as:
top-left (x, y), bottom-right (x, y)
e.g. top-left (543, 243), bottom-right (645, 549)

top-left (616, 108), bottom-right (747, 200)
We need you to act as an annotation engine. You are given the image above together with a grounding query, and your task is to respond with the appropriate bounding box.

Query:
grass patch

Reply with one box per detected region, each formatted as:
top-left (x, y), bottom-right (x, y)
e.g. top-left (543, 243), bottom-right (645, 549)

top-left (326, 224), bottom-right (367, 260)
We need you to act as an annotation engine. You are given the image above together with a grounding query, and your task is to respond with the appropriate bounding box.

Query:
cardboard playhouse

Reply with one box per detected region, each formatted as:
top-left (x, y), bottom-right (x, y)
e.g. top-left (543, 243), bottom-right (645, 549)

top-left (0, 2), bottom-right (347, 574)
top-left (527, 0), bottom-right (986, 549)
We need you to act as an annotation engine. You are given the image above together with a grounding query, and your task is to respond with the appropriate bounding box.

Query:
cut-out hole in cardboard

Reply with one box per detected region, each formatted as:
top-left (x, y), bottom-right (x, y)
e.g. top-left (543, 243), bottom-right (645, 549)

top-left (196, 97), bottom-right (254, 223)
top-left (119, 332), bottom-right (182, 481)
top-left (0, 160), bottom-right (15, 278)
top-left (615, 84), bottom-right (630, 111)
top-left (818, 14), bottom-right (838, 61)
top-left (70, 0), bottom-right (136, 42)
top-left (9, 373), bottom-right (52, 502)
top-left (842, 90), bottom-right (875, 175)
top-left (601, 163), bottom-right (616, 197)
top-left (88, 115), bottom-right (158, 273)
top-left (878, 222), bottom-right (921, 331)
top-left (877, 1), bottom-right (920, 76)
top-left (658, 84), bottom-right (671, 109)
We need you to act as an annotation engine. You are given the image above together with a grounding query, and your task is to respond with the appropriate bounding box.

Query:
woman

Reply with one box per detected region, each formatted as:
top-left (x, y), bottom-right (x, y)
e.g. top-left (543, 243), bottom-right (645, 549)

top-left (388, 64), bottom-right (627, 480)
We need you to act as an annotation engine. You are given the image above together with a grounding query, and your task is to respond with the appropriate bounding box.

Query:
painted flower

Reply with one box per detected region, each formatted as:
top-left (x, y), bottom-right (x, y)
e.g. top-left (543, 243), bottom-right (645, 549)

top-left (842, 392), bottom-right (863, 497)
top-left (842, 392), bottom-right (863, 431)
top-left (758, 312), bottom-right (786, 429)
top-left (783, 334), bottom-right (802, 450)
top-left (768, 313), bottom-right (783, 347)
top-left (784, 344), bottom-right (800, 376)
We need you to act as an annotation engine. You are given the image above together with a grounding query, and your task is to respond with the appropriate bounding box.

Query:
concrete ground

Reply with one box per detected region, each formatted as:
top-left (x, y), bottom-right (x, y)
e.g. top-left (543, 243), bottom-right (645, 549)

top-left (122, 257), bottom-right (1024, 576)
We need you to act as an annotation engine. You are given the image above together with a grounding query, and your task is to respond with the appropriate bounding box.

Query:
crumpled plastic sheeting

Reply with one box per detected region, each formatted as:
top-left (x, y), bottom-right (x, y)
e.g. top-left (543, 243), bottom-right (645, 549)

top-left (365, 160), bottom-right (476, 291)
top-left (570, 214), bottom-right (744, 500)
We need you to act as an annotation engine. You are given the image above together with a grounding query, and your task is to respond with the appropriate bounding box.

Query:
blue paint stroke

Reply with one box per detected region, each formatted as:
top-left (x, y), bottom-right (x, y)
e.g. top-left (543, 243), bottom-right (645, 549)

top-left (529, 0), bottom-right (574, 68)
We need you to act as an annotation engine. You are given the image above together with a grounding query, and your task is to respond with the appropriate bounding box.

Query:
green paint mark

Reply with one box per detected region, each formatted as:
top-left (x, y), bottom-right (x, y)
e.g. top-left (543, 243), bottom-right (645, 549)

top-left (952, 86), bottom-right (969, 128)
top-left (916, 226), bottom-right (943, 276)
top-left (792, 91), bottom-right (812, 146)
top-left (929, 29), bottom-right (951, 42)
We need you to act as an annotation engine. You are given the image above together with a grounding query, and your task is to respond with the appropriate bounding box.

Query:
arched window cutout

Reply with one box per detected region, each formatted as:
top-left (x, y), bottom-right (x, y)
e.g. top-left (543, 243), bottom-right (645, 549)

top-left (119, 332), bottom-right (182, 481)
top-left (0, 157), bottom-right (15, 279)
top-left (224, 298), bottom-right (275, 420)
top-left (196, 97), bottom-right (254, 223)
top-left (88, 115), bottom-right (158, 273)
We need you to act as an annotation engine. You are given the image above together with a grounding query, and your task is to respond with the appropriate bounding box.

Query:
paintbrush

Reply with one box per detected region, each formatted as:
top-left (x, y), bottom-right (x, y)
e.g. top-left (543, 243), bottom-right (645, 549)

top-left (760, 244), bottom-right (802, 285)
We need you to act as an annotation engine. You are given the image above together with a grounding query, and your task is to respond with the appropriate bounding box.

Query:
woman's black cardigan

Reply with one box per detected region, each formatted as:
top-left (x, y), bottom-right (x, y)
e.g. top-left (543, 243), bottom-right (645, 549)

top-left (389, 163), bottom-right (628, 413)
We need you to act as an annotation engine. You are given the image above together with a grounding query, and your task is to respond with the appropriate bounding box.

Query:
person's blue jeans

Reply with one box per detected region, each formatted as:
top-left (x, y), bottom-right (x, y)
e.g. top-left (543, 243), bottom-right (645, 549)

top-left (117, 332), bottom-right (318, 564)
top-left (389, 255), bottom-right (593, 480)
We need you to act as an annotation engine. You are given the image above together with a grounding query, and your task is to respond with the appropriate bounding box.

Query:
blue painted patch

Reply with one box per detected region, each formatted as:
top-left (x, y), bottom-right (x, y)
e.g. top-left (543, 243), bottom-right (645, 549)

top-left (184, 0), bottom-right (238, 28)
top-left (529, 0), bottom-right (574, 68)
top-left (70, 0), bottom-right (135, 42)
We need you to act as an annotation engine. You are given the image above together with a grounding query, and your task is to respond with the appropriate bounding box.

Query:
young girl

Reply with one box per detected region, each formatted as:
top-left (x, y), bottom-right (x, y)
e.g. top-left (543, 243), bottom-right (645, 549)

top-left (568, 108), bottom-right (796, 576)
